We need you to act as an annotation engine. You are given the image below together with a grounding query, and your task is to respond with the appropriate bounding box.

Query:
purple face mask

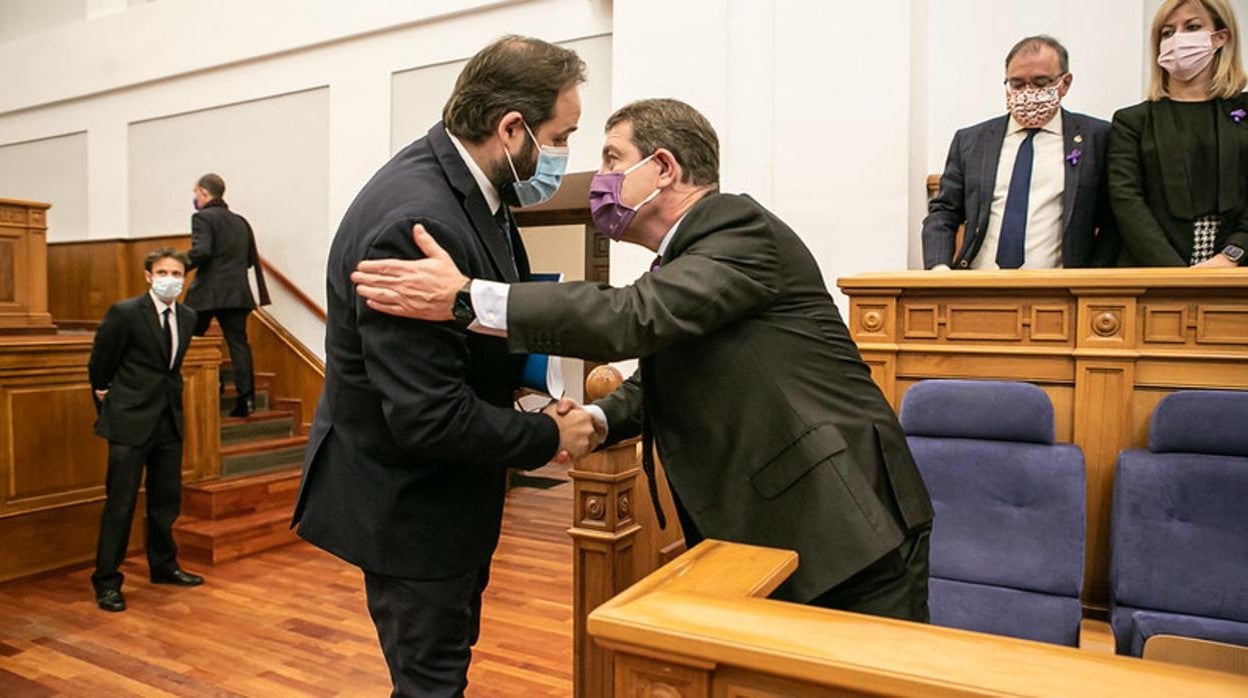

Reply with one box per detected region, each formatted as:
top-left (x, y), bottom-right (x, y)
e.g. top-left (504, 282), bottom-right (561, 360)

top-left (589, 154), bottom-right (659, 240)
top-left (192, 197), bottom-right (201, 211)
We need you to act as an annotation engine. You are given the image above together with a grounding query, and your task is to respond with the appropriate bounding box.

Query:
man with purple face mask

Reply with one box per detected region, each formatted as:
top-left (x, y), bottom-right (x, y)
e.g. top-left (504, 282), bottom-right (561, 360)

top-left (923, 35), bottom-right (1119, 270)
top-left (350, 99), bottom-right (936, 622)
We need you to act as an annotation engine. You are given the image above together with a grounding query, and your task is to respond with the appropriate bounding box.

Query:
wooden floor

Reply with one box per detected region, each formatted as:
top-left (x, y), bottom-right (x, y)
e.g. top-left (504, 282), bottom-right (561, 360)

top-left (0, 464), bottom-right (1116, 696)
top-left (0, 466), bottom-right (575, 697)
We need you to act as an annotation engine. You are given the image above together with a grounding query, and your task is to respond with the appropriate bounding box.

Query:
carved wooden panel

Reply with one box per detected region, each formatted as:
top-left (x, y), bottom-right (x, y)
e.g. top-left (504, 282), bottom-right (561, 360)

top-left (616, 654), bottom-right (709, 698)
top-left (1030, 305), bottom-right (1070, 342)
top-left (1197, 305), bottom-right (1248, 345)
top-left (716, 667), bottom-right (874, 697)
top-left (945, 305), bottom-right (1023, 340)
top-left (5, 382), bottom-right (108, 506)
top-left (0, 238), bottom-right (13, 303)
top-left (1142, 304), bottom-right (1188, 344)
top-left (853, 303), bottom-right (892, 342)
top-left (0, 205), bottom-right (24, 224)
top-left (902, 304), bottom-right (938, 339)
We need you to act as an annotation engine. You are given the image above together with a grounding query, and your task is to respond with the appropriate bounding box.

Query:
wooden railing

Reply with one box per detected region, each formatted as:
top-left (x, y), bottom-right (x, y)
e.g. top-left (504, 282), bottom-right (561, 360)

top-left (837, 268), bottom-right (1248, 608)
top-left (587, 539), bottom-right (1247, 697)
top-left (258, 257), bottom-right (326, 322)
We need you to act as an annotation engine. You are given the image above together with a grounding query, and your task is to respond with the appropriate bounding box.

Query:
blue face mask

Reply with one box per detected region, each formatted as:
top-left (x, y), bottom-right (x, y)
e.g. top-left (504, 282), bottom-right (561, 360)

top-left (500, 122), bottom-right (568, 208)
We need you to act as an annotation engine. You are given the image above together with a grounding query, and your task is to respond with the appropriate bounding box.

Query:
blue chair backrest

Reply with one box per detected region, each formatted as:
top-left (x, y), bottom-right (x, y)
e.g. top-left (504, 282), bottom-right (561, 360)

top-left (901, 380), bottom-right (1085, 597)
top-left (1111, 390), bottom-right (1248, 623)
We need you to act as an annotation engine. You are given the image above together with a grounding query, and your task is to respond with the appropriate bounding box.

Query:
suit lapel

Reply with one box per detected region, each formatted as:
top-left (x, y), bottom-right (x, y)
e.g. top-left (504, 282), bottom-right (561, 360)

top-left (427, 123), bottom-right (519, 282)
top-left (1061, 109), bottom-right (1081, 232)
top-left (1215, 96), bottom-right (1244, 212)
top-left (138, 293), bottom-right (170, 366)
top-left (1151, 99), bottom-right (1195, 219)
top-left (977, 116), bottom-right (1009, 225)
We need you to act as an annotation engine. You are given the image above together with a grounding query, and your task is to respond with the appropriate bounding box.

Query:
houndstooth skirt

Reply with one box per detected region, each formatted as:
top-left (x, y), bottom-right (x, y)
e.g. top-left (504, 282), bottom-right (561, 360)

top-left (1190, 215), bottom-right (1221, 265)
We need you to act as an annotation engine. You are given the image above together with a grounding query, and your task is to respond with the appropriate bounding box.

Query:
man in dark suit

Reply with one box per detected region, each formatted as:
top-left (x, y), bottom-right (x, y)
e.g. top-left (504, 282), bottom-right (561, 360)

top-left (923, 35), bottom-right (1119, 269)
top-left (88, 248), bottom-right (205, 613)
top-left (290, 36), bottom-right (598, 696)
top-left (352, 99), bottom-right (936, 621)
top-left (185, 173), bottom-right (270, 417)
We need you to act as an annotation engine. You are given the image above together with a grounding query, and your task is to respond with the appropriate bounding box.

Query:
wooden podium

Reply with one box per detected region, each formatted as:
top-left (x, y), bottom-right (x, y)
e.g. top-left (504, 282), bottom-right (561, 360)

top-left (837, 268), bottom-right (1248, 608)
top-left (0, 198), bottom-right (56, 335)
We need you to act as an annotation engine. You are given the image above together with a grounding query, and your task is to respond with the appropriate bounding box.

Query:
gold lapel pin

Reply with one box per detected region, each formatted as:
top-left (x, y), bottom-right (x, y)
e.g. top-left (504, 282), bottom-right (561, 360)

top-left (1074, 134), bottom-right (1083, 144)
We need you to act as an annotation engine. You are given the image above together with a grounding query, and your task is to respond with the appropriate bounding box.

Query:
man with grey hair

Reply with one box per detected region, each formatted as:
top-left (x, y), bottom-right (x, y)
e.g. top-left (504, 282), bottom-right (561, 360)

top-left (923, 35), bottom-right (1119, 269)
top-left (351, 98), bottom-right (936, 622)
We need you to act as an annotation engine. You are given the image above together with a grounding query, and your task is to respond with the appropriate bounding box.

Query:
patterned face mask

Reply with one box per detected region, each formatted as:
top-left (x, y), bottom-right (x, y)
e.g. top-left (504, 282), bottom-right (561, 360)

top-left (1006, 81), bottom-right (1063, 129)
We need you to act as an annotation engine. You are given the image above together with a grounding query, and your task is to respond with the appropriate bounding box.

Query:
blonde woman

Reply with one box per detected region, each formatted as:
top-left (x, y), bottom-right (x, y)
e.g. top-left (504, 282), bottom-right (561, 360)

top-left (1108, 0), bottom-right (1248, 267)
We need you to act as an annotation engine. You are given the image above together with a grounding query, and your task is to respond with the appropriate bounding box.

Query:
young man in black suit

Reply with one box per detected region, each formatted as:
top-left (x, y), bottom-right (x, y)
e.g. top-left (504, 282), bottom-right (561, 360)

top-left (89, 248), bottom-right (204, 613)
top-left (185, 173), bottom-right (269, 417)
top-left (291, 36), bottom-right (598, 696)
top-left (352, 98), bottom-right (936, 622)
top-left (923, 35), bottom-right (1119, 269)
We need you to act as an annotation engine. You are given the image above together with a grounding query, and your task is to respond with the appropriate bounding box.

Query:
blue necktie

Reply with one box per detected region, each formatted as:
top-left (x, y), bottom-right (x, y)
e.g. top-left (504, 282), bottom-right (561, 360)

top-left (997, 128), bottom-right (1040, 269)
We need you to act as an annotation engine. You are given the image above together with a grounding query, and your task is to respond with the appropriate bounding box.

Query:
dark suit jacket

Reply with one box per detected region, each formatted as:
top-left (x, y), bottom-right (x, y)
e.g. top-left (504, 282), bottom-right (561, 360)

top-left (88, 293), bottom-right (197, 446)
top-left (923, 109), bottom-right (1119, 269)
top-left (291, 123), bottom-right (560, 579)
top-left (508, 193), bottom-right (934, 602)
top-left (1108, 93), bottom-right (1248, 266)
top-left (185, 202), bottom-right (265, 310)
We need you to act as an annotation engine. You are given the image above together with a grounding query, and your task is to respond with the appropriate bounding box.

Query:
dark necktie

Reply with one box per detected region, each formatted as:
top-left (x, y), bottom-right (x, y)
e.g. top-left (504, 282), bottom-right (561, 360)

top-left (161, 307), bottom-right (174, 368)
top-left (494, 207), bottom-right (518, 275)
top-left (996, 128), bottom-right (1040, 269)
top-left (650, 254), bottom-right (662, 272)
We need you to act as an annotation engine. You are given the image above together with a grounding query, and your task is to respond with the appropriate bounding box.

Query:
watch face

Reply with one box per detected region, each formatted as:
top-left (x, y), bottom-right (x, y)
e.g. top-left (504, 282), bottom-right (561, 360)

top-left (453, 291), bottom-right (474, 322)
top-left (1224, 246), bottom-right (1245, 262)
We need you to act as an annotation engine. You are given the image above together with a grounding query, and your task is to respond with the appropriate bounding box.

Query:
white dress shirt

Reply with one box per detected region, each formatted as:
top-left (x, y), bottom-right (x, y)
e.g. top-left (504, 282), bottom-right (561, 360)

top-left (149, 290), bottom-right (178, 369)
top-left (972, 113), bottom-right (1066, 270)
top-left (469, 214), bottom-right (689, 437)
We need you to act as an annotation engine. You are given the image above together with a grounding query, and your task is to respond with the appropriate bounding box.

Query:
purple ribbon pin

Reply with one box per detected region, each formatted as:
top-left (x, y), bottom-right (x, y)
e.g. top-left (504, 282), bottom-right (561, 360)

top-left (1065, 148), bottom-right (1082, 166)
top-left (1230, 108), bottom-right (1247, 123)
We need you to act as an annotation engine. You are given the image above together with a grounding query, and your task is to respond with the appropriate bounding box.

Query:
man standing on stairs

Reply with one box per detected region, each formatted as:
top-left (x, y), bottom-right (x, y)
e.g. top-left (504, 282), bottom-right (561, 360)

top-left (185, 173), bottom-right (271, 418)
top-left (88, 248), bottom-right (205, 613)
top-left (292, 36), bottom-right (599, 697)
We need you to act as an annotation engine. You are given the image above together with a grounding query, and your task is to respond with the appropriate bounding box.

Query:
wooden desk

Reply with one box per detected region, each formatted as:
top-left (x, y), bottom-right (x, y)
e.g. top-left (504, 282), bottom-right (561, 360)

top-left (589, 539), bottom-right (1248, 697)
top-left (837, 268), bottom-right (1248, 607)
top-left (0, 198), bottom-right (56, 334)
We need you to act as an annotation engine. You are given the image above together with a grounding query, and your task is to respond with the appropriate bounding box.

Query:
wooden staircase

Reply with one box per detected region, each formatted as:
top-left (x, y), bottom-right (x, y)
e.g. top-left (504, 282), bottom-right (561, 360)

top-left (173, 364), bottom-right (310, 566)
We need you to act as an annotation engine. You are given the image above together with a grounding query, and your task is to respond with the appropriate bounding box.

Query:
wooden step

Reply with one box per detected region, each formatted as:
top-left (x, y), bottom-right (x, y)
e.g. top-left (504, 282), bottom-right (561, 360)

top-left (220, 435), bottom-right (308, 477)
top-left (173, 508), bottom-right (299, 567)
top-left (219, 388), bottom-right (271, 414)
top-left (220, 410), bottom-right (294, 444)
top-left (182, 467), bottom-right (302, 521)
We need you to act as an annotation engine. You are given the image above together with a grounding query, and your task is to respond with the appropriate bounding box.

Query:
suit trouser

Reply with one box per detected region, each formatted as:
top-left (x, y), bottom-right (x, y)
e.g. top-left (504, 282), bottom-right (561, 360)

top-left (809, 524), bottom-right (932, 623)
top-left (91, 410), bottom-right (183, 592)
top-left (671, 477), bottom-right (931, 623)
top-left (193, 308), bottom-right (253, 399)
top-left (363, 562), bottom-right (491, 698)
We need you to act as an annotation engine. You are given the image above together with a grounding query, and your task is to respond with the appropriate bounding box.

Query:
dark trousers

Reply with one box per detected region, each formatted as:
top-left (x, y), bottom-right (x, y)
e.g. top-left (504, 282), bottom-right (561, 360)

top-left (809, 524), bottom-right (932, 623)
top-left (193, 308), bottom-right (253, 399)
top-left (91, 410), bottom-right (183, 592)
top-left (363, 562), bottom-right (492, 698)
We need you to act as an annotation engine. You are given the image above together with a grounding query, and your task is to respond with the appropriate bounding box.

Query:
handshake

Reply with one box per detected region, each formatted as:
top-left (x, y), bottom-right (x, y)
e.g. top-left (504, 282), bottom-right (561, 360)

top-left (543, 398), bottom-right (605, 462)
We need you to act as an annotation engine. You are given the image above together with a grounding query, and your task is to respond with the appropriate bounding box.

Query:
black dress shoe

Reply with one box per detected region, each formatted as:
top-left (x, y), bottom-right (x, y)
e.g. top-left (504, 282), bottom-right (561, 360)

top-left (97, 588), bottom-right (126, 612)
top-left (150, 568), bottom-right (204, 586)
top-left (228, 396), bottom-right (251, 418)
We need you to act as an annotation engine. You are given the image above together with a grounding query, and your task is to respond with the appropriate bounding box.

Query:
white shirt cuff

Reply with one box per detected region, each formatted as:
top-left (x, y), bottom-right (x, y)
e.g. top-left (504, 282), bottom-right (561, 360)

top-left (468, 279), bottom-right (509, 337)
top-left (930, 263), bottom-right (952, 271)
top-left (583, 404), bottom-right (608, 440)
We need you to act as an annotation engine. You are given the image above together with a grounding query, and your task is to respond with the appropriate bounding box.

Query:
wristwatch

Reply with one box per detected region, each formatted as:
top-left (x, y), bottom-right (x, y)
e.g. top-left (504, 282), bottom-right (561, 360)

top-left (452, 280), bottom-right (476, 327)
top-left (1221, 244), bottom-right (1245, 264)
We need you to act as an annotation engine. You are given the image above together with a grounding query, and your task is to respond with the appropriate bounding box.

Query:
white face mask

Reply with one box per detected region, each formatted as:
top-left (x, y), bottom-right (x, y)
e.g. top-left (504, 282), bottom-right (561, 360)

top-left (151, 276), bottom-right (183, 302)
top-left (1158, 30), bottom-right (1220, 82)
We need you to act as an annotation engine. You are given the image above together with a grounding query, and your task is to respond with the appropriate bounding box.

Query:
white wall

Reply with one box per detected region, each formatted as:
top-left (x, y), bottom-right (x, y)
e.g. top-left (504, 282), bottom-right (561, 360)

top-left (0, 131), bottom-right (87, 241)
top-left (0, 0), bottom-right (614, 358)
top-left (4, 0), bottom-right (1248, 366)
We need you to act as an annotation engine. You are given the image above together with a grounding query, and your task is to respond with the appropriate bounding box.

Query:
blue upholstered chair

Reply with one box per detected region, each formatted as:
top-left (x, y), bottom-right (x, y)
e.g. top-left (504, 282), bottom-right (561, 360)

top-left (900, 379), bottom-right (1086, 646)
top-left (1109, 390), bottom-right (1248, 656)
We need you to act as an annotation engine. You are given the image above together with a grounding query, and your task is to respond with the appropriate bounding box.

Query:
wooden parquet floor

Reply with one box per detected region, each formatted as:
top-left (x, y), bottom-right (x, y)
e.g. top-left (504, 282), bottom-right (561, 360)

top-left (0, 466), bottom-right (575, 697)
